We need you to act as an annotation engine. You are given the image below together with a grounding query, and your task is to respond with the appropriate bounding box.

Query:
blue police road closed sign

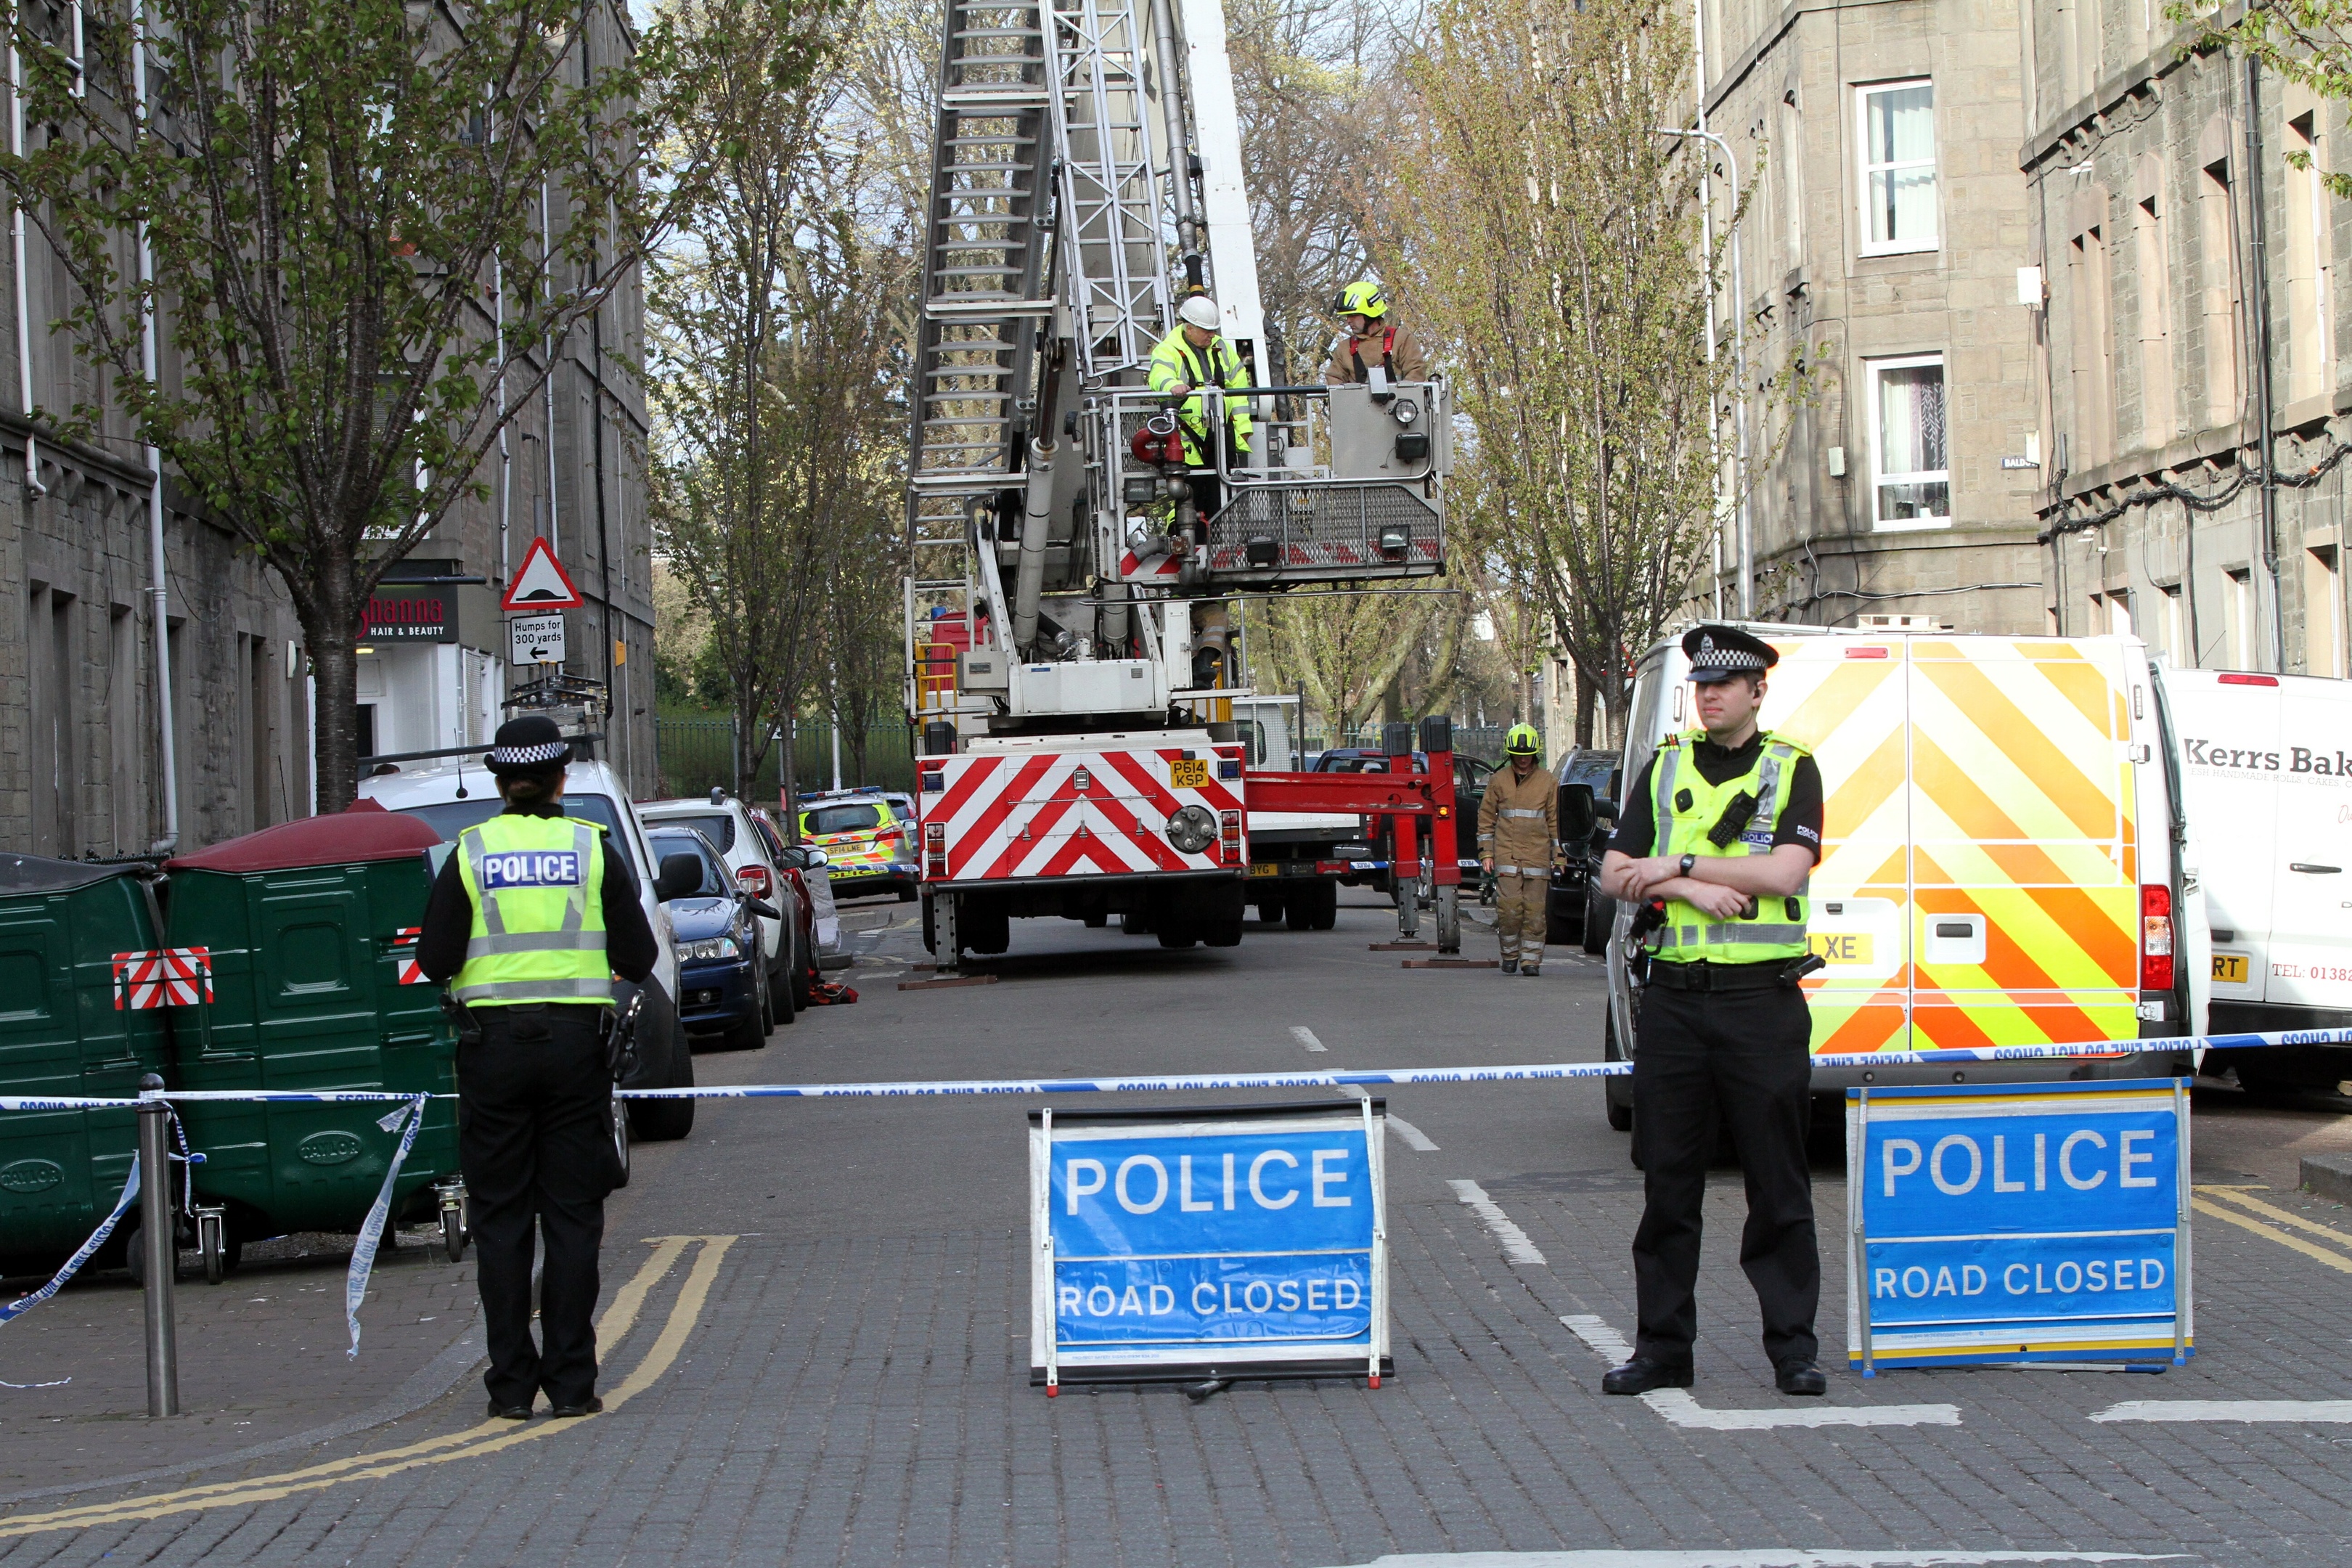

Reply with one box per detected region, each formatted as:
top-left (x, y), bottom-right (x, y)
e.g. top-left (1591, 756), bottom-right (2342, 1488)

top-left (1847, 1079), bottom-right (2192, 1373)
top-left (1029, 1101), bottom-right (1389, 1390)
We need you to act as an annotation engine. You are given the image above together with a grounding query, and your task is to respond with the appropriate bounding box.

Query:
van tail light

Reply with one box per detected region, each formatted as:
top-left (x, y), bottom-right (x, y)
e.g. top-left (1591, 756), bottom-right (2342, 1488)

top-left (925, 820), bottom-right (948, 878)
top-left (735, 864), bottom-right (772, 899)
top-left (2140, 883), bottom-right (2175, 991)
top-left (1219, 809), bottom-right (1243, 865)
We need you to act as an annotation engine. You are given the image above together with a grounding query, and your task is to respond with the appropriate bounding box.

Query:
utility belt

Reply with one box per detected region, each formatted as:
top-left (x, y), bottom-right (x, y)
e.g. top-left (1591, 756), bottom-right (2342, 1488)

top-left (443, 995), bottom-right (639, 1082)
top-left (1643, 955), bottom-right (1825, 993)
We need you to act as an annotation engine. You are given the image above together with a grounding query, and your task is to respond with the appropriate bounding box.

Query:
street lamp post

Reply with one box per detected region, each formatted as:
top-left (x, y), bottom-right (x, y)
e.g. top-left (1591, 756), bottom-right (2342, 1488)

top-left (1658, 126), bottom-right (1752, 619)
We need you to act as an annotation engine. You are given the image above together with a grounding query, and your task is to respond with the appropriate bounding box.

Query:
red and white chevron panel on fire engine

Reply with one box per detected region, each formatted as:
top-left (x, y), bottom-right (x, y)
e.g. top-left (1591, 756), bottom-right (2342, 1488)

top-left (922, 745), bottom-right (1246, 882)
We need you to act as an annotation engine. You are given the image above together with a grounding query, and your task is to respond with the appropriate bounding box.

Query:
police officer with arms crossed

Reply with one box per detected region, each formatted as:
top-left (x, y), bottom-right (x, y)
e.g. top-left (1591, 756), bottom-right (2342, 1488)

top-left (1477, 723), bottom-right (1558, 976)
top-left (1596, 626), bottom-right (1829, 1397)
top-left (417, 715), bottom-right (659, 1420)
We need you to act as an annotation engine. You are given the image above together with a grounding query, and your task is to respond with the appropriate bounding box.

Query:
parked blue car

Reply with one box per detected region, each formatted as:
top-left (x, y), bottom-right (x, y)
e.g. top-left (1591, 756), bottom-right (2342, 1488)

top-left (645, 826), bottom-right (771, 1052)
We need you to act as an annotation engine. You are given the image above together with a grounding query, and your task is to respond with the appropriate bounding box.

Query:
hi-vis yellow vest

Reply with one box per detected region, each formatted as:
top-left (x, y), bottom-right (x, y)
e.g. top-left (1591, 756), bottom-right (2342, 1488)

top-left (451, 814), bottom-right (613, 1007)
top-left (1146, 325), bottom-right (1255, 464)
top-left (1651, 731), bottom-right (1810, 965)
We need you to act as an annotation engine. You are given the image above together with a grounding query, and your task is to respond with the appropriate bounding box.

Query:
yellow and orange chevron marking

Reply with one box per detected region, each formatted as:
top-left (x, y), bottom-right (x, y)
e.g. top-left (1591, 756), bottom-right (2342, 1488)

top-left (1755, 637), bottom-right (2141, 1056)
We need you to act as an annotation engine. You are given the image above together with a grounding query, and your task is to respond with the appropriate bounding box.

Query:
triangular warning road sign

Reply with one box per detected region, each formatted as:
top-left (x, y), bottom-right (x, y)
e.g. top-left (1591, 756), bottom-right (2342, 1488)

top-left (502, 537), bottom-right (584, 611)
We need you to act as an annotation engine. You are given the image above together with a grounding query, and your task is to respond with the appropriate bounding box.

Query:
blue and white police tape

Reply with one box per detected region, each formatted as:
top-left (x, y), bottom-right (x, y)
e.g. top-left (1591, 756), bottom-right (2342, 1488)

top-left (346, 1095), bottom-right (429, 1359)
top-left (3, 1024), bottom-right (2346, 1116)
top-left (0, 1151), bottom-right (144, 1386)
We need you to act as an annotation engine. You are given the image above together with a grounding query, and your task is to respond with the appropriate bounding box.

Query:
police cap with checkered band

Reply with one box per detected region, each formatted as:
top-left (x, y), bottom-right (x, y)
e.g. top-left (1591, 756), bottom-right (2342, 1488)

top-left (1681, 624), bottom-right (1779, 685)
top-left (485, 714), bottom-right (572, 775)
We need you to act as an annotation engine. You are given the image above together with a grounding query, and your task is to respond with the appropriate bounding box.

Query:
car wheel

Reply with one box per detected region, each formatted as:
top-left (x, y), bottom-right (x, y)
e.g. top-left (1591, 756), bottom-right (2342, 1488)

top-left (627, 1021), bottom-right (697, 1142)
top-left (608, 1085), bottom-right (632, 1190)
top-left (1583, 891), bottom-right (1614, 956)
top-left (732, 968), bottom-right (770, 1050)
top-left (896, 882), bottom-right (917, 903)
top-left (1603, 1008), bottom-right (1634, 1132)
top-left (1307, 881), bottom-right (1339, 930)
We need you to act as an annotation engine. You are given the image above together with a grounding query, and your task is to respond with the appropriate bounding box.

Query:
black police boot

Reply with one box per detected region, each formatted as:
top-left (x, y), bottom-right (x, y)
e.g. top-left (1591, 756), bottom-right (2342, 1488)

top-left (550, 1395), bottom-right (605, 1418)
top-left (1775, 1359), bottom-right (1827, 1396)
top-left (487, 1399), bottom-right (534, 1421)
top-left (1601, 1356), bottom-right (1694, 1395)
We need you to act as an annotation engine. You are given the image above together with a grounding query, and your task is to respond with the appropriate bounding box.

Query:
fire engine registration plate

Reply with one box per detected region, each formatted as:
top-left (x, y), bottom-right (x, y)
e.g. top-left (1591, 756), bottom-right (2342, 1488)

top-left (2212, 952), bottom-right (2249, 984)
top-left (1169, 759), bottom-right (1210, 788)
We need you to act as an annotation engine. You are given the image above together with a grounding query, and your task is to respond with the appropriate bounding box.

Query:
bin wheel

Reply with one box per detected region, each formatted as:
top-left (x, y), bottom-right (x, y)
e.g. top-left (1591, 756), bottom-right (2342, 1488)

top-left (441, 1201), bottom-right (469, 1264)
top-left (198, 1210), bottom-right (231, 1285)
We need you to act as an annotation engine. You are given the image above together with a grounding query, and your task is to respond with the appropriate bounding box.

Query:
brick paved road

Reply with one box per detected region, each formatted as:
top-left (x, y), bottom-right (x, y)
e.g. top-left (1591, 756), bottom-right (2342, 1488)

top-left (6, 895), bottom-right (2352, 1565)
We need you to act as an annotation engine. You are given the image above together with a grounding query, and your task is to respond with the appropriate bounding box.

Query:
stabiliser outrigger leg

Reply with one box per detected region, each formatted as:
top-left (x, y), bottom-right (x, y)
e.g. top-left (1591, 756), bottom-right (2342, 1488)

top-left (1249, 715), bottom-right (1465, 955)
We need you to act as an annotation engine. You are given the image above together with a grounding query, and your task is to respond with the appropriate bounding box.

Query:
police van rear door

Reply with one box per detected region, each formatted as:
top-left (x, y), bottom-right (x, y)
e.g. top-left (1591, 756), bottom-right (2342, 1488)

top-left (1904, 637), bottom-right (2139, 1053)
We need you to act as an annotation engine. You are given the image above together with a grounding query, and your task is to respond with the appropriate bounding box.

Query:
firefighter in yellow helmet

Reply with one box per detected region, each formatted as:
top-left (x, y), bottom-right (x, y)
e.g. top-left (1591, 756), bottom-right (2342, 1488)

top-left (1322, 280), bottom-right (1430, 388)
top-left (1477, 723), bottom-right (1557, 975)
top-left (417, 715), bottom-right (659, 1421)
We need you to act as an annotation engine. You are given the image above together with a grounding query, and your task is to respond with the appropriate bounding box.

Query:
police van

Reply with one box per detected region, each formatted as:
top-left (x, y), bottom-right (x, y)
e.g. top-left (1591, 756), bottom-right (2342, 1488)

top-left (2164, 669), bottom-right (2352, 1090)
top-left (1601, 626), bottom-right (2204, 1129)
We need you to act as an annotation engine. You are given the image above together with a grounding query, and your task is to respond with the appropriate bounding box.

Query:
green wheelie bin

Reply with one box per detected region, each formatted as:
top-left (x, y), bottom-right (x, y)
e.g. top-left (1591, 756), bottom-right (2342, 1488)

top-left (160, 808), bottom-right (464, 1281)
top-left (0, 854), bottom-right (172, 1278)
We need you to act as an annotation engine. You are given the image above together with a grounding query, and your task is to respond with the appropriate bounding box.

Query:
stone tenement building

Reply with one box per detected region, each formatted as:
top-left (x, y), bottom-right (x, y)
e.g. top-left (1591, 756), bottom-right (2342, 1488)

top-left (0, 1), bottom-right (654, 860)
top-left (1694, 0), bottom-right (2047, 634)
top-left (2025, 11), bottom-right (2348, 674)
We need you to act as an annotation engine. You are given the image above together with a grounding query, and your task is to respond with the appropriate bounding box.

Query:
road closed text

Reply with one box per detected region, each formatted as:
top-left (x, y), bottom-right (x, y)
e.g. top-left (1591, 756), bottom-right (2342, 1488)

top-left (1052, 1256), bottom-right (1375, 1345)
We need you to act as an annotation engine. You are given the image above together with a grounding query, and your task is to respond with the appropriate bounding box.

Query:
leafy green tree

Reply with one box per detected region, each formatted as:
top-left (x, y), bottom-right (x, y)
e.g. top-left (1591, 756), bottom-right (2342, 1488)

top-left (1, 0), bottom-right (738, 809)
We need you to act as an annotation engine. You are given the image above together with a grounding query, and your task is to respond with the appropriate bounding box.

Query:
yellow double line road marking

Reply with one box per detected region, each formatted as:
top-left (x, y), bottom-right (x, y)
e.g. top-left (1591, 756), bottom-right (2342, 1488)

top-left (0, 1234), bottom-right (737, 1539)
top-left (2192, 1186), bottom-right (2352, 1275)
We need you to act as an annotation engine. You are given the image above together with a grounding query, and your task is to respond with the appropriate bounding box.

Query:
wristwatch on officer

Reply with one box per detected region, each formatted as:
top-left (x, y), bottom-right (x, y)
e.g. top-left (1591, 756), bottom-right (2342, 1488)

top-left (1678, 853), bottom-right (1696, 878)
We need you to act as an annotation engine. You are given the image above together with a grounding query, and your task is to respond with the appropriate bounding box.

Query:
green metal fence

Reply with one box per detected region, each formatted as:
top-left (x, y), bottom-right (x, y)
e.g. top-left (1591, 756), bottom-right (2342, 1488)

top-left (652, 713), bottom-right (917, 804)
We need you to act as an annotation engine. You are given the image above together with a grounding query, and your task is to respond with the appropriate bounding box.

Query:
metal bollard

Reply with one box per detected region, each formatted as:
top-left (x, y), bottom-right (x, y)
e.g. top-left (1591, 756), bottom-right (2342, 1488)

top-left (136, 1073), bottom-right (180, 1418)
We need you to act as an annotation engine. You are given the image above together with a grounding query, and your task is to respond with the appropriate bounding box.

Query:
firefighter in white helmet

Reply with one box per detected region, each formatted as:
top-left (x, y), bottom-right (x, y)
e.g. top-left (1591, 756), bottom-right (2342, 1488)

top-left (1477, 723), bottom-right (1558, 975)
top-left (1148, 293), bottom-right (1255, 535)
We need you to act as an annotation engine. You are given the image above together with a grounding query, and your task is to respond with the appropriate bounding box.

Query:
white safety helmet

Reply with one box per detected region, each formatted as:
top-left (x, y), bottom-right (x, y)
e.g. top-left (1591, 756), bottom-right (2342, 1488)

top-left (1177, 294), bottom-right (1221, 332)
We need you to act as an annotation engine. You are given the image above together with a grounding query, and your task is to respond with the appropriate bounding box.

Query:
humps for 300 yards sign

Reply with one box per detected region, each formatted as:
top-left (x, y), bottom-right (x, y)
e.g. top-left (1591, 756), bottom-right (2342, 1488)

top-left (1029, 1101), bottom-right (1391, 1390)
top-left (1848, 1079), bottom-right (2192, 1373)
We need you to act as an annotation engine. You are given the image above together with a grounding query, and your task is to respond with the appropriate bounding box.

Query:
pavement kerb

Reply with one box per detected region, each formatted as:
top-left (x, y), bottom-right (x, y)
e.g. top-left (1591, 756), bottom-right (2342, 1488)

top-left (0, 1235), bottom-right (736, 1539)
top-left (0, 1302), bottom-right (486, 1510)
top-left (2300, 1151), bottom-right (2352, 1204)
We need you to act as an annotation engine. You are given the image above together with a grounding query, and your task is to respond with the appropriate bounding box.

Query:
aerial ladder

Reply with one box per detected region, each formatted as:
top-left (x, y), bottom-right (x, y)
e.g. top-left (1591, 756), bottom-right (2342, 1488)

top-left (905, 0), bottom-right (1463, 970)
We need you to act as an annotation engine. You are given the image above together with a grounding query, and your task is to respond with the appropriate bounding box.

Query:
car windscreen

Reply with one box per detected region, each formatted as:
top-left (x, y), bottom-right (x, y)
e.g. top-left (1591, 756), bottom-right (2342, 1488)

top-left (647, 812), bottom-right (735, 854)
top-left (394, 794), bottom-right (639, 878)
top-left (804, 803), bottom-right (883, 836)
top-left (647, 832), bottom-right (727, 896)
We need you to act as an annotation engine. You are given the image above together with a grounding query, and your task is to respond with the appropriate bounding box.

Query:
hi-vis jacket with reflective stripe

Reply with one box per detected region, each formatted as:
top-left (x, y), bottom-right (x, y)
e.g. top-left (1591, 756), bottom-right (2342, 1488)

top-left (1651, 730), bottom-right (1811, 964)
top-left (1476, 761), bottom-right (1558, 877)
top-left (452, 814), bottom-right (613, 1006)
top-left (1146, 325), bottom-right (1254, 465)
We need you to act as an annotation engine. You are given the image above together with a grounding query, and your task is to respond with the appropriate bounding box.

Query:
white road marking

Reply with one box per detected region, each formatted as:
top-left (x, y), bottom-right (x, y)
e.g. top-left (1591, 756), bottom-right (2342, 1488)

top-left (2093, 1399), bottom-right (2352, 1423)
top-left (1290, 1026), bottom-right (1327, 1052)
top-left (1557, 1315), bottom-right (1962, 1430)
top-left (1327, 1553), bottom-right (2184, 1567)
top-left (1331, 1080), bottom-right (1439, 1151)
top-left (1448, 1180), bottom-right (1546, 1265)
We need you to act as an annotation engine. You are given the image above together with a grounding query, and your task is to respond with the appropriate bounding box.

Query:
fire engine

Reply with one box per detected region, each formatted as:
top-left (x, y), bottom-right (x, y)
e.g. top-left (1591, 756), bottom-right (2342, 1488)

top-left (905, 0), bottom-right (1464, 968)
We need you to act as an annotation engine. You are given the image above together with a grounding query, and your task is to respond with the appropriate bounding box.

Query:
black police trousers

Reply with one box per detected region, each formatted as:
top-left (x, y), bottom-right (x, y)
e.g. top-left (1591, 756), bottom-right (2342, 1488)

top-left (1629, 976), bottom-right (1820, 1368)
top-left (457, 1007), bottom-right (616, 1410)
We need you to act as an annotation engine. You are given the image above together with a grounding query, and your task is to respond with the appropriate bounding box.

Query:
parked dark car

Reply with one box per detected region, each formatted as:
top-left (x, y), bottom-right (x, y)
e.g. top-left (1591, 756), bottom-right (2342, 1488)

top-left (1546, 748), bottom-right (1622, 954)
top-left (645, 826), bottom-right (774, 1051)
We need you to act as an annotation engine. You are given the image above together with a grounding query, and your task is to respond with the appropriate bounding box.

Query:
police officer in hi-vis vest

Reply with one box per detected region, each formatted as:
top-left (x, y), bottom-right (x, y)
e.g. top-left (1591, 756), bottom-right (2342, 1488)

top-left (417, 715), bottom-right (658, 1420)
top-left (1596, 626), bottom-right (1829, 1398)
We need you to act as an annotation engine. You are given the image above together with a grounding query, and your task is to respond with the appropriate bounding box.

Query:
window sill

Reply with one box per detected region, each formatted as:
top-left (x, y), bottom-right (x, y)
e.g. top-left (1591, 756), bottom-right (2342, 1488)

top-left (1871, 515), bottom-right (1954, 534)
top-left (1857, 242), bottom-right (1940, 260)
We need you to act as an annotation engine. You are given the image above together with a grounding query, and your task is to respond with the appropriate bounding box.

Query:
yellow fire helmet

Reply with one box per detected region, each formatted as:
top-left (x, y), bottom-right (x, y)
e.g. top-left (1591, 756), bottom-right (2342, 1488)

top-left (1504, 723), bottom-right (1542, 759)
top-left (1332, 280), bottom-right (1390, 320)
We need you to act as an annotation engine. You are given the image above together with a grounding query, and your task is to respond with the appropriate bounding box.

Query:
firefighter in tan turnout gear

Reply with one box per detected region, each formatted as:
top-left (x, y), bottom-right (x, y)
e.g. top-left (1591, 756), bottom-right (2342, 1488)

top-left (1477, 724), bottom-right (1558, 975)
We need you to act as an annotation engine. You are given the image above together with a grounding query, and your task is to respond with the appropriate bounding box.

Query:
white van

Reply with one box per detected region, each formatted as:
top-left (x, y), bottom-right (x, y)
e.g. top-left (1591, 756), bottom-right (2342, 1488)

top-left (2163, 669), bottom-right (2352, 1090)
top-left (358, 746), bottom-right (701, 1141)
top-left (1601, 626), bottom-right (2205, 1128)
